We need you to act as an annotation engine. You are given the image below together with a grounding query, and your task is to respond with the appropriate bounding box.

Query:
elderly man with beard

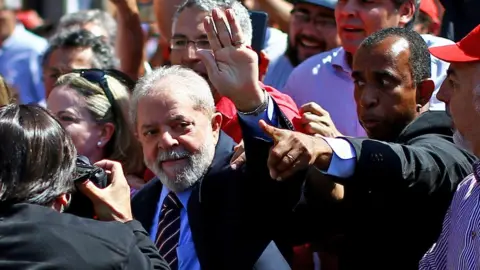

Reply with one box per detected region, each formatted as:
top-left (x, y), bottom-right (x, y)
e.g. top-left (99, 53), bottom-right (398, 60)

top-left (264, 0), bottom-right (341, 90)
top-left (131, 8), bottom-right (306, 270)
top-left (419, 24), bottom-right (480, 270)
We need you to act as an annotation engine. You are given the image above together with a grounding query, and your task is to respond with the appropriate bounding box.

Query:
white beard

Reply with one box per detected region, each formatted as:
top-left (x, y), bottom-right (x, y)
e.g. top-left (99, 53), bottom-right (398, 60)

top-left (453, 130), bottom-right (474, 153)
top-left (145, 134), bottom-right (216, 193)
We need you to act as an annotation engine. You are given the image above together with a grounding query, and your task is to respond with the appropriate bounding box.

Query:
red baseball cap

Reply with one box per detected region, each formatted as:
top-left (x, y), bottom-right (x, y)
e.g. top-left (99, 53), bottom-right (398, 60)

top-left (429, 24), bottom-right (480, 63)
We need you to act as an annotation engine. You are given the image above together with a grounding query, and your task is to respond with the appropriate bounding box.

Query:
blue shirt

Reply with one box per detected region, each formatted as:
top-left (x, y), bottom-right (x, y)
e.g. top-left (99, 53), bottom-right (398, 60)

top-left (0, 24), bottom-right (48, 105)
top-left (148, 95), bottom-right (278, 270)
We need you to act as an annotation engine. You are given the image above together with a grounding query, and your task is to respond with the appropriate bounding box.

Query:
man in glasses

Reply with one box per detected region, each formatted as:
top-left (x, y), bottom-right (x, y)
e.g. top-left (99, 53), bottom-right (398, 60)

top-left (264, 0), bottom-right (341, 90)
top-left (169, 0), bottom-right (303, 145)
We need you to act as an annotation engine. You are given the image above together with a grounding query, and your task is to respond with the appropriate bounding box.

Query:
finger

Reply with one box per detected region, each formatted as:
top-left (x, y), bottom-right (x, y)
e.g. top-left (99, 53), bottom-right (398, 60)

top-left (305, 122), bottom-right (335, 137)
top-left (230, 153), bottom-right (246, 170)
top-left (274, 150), bottom-right (298, 174)
top-left (196, 49), bottom-right (219, 77)
top-left (94, 160), bottom-right (124, 186)
top-left (259, 119), bottom-right (284, 142)
top-left (212, 8), bottom-right (232, 48)
top-left (301, 112), bottom-right (324, 125)
top-left (203, 15), bottom-right (222, 51)
top-left (300, 102), bottom-right (329, 117)
top-left (275, 158), bottom-right (305, 181)
top-left (225, 8), bottom-right (245, 47)
top-left (230, 144), bottom-right (244, 163)
top-left (77, 180), bottom-right (104, 203)
top-left (267, 141), bottom-right (291, 178)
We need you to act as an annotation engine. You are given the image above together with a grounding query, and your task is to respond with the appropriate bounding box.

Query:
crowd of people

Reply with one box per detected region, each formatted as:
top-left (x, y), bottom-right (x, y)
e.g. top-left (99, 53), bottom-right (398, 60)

top-left (0, 0), bottom-right (479, 269)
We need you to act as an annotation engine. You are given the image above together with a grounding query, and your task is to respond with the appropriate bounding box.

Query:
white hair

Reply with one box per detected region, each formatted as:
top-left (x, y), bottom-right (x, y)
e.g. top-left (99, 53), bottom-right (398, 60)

top-left (174, 0), bottom-right (253, 46)
top-left (130, 65), bottom-right (216, 126)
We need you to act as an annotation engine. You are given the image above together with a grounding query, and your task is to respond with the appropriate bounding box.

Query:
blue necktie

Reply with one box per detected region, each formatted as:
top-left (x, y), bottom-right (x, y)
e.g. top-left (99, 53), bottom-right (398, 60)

top-left (155, 192), bottom-right (182, 269)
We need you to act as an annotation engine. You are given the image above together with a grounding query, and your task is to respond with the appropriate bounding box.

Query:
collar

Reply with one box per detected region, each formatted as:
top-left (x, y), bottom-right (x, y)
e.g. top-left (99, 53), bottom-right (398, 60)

top-left (159, 185), bottom-right (192, 209)
top-left (2, 24), bottom-right (25, 49)
top-left (215, 96), bottom-right (237, 121)
top-left (331, 47), bottom-right (352, 74)
top-left (473, 160), bottom-right (480, 182)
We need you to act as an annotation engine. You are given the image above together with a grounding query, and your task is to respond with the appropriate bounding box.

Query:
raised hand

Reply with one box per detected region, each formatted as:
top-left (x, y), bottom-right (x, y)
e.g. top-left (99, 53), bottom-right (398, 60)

top-left (196, 8), bottom-right (264, 112)
top-left (300, 102), bottom-right (343, 138)
top-left (259, 120), bottom-right (333, 181)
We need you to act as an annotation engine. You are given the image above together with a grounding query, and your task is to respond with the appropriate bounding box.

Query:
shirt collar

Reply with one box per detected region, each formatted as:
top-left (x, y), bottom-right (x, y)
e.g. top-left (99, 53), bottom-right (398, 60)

top-left (2, 24), bottom-right (25, 49)
top-left (331, 47), bottom-right (352, 74)
top-left (215, 96), bottom-right (237, 120)
top-left (473, 160), bottom-right (480, 182)
top-left (160, 184), bottom-right (192, 209)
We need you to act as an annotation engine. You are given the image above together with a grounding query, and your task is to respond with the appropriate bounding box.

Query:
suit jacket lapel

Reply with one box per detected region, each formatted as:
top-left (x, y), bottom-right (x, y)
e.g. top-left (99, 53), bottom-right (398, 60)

top-left (187, 131), bottom-right (236, 268)
top-left (131, 178), bottom-right (163, 232)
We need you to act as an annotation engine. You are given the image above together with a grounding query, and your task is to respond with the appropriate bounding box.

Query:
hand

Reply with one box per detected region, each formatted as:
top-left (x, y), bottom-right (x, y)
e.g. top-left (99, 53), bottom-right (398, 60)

top-left (260, 120), bottom-right (333, 181)
top-left (230, 140), bottom-right (246, 170)
top-left (197, 8), bottom-right (264, 112)
top-left (300, 102), bottom-right (343, 138)
top-left (77, 160), bottom-right (133, 223)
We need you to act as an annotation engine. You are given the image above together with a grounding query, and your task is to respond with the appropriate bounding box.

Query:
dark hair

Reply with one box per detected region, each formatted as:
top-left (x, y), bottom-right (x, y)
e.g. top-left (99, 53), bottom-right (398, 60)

top-left (415, 11), bottom-right (433, 29)
top-left (0, 104), bottom-right (77, 206)
top-left (391, 0), bottom-right (420, 30)
top-left (42, 28), bottom-right (117, 69)
top-left (360, 27), bottom-right (431, 87)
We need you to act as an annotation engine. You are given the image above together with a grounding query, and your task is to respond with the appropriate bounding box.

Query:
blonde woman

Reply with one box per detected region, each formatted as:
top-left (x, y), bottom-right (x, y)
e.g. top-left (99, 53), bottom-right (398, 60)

top-left (0, 75), bottom-right (17, 106)
top-left (47, 69), bottom-right (145, 190)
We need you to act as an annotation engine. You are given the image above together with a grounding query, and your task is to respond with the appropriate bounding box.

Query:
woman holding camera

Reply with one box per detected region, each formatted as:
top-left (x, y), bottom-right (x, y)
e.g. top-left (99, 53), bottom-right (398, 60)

top-left (0, 104), bottom-right (169, 269)
top-left (47, 69), bottom-right (146, 191)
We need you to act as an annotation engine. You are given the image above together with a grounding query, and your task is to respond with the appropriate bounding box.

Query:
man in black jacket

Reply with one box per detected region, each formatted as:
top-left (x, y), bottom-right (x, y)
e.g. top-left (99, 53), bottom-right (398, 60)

top-left (260, 27), bottom-right (476, 269)
top-left (131, 8), bottom-right (304, 270)
top-left (0, 104), bottom-right (169, 270)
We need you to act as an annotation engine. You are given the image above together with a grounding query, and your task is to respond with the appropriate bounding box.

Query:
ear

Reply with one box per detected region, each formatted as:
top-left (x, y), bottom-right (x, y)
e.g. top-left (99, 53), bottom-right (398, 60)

top-left (398, 0), bottom-right (416, 27)
top-left (51, 193), bottom-right (71, 213)
top-left (417, 79), bottom-right (435, 106)
top-left (98, 122), bottom-right (115, 148)
top-left (210, 112), bottom-right (223, 144)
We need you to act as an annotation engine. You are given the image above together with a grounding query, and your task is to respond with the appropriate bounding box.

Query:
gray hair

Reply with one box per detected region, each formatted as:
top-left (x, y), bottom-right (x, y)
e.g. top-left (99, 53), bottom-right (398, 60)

top-left (43, 28), bottom-right (118, 69)
top-left (131, 65), bottom-right (215, 126)
top-left (58, 9), bottom-right (117, 47)
top-left (174, 0), bottom-right (253, 46)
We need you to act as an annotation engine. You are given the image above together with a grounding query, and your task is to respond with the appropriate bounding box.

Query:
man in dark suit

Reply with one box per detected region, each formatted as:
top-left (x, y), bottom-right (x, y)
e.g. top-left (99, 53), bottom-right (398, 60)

top-left (258, 27), bottom-right (476, 270)
top-left (131, 8), bottom-right (304, 270)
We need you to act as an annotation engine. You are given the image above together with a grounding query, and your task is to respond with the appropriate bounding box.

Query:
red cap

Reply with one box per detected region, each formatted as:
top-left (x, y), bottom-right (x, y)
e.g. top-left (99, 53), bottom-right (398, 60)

top-left (429, 24), bottom-right (480, 63)
top-left (420, 0), bottom-right (440, 25)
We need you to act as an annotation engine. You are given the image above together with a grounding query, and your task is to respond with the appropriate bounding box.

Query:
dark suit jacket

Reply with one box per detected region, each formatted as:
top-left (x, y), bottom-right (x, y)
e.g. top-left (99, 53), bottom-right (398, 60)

top-left (0, 203), bottom-right (170, 270)
top-left (132, 116), bottom-right (305, 270)
top-left (308, 111), bottom-right (476, 270)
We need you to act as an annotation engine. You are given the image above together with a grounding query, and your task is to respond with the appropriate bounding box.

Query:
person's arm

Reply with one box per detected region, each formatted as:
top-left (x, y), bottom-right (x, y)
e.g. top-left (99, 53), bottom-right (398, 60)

top-left (112, 0), bottom-right (145, 80)
top-left (124, 220), bottom-right (171, 270)
top-left (255, 0), bottom-right (293, 33)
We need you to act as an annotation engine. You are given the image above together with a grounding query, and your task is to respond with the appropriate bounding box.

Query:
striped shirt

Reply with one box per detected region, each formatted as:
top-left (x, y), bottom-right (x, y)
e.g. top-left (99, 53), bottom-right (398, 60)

top-left (419, 161), bottom-right (480, 270)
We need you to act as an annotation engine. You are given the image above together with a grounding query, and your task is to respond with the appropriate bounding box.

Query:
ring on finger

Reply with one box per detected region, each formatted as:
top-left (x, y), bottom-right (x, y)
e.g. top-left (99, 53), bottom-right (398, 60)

top-left (285, 154), bottom-right (295, 162)
top-left (232, 40), bottom-right (244, 46)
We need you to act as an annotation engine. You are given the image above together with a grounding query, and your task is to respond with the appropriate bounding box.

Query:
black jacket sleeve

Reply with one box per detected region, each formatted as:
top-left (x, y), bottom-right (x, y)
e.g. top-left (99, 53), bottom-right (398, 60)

top-left (341, 134), bottom-right (474, 195)
top-left (124, 220), bottom-right (170, 270)
top-left (238, 99), bottom-right (306, 212)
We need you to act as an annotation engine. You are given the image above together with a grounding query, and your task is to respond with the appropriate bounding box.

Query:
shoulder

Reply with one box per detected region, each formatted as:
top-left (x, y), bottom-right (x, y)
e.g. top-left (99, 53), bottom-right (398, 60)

top-left (421, 34), bottom-right (455, 47)
top-left (0, 204), bottom-right (136, 265)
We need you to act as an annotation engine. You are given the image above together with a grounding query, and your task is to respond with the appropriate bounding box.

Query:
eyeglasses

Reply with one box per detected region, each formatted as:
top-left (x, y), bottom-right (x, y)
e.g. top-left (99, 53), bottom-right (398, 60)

top-left (291, 9), bottom-right (337, 30)
top-left (170, 38), bottom-right (211, 50)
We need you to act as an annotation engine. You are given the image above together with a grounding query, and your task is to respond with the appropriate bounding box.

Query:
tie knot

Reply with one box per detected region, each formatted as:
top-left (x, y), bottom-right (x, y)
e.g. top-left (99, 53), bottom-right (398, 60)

top-left (162, 192), bottom-right (182, 210)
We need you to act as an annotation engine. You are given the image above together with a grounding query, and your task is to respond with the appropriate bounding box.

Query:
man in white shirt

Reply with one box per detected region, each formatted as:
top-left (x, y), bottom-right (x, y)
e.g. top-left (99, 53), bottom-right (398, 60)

top-left (264, 0), bottom-right (340, 89)
top-left (283, 0), bottom-right (453, 137)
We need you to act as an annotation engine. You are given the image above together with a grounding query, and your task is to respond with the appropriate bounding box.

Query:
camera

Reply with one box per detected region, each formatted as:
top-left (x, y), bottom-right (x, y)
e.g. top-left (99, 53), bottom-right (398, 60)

top-left (64, 156), bottom-right (108, 218)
